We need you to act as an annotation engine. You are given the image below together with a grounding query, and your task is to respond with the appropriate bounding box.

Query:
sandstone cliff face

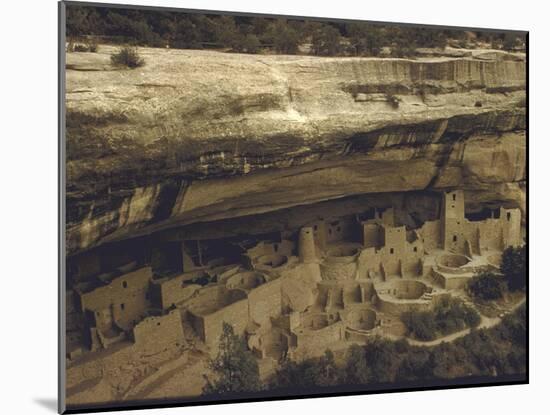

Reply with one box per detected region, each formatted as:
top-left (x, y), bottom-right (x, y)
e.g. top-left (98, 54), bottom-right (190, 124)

top-left (65, 46), bottom-right (526, 254)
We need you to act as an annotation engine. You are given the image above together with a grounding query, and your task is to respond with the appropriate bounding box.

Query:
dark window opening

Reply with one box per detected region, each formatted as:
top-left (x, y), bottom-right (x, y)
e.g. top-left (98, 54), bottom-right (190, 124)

top-left (361, 208), bottom-right (376, 221)
top-left (390, 248), bottom-right (394, 254)
top-left (336, 226), bottom-right (341, 232)
top-left (122, 281), bottom-right (128, 288)
top-left (314, 225), bottom-right (318, 231)
top-left (452, 194), bottom-right (456, 201)
top-left (120, 303), bottom-right (125, 310)
top-left (157, 322), bottom-right (161, 326)
top-left (274, 244), bottom-right (279, 252)
top-left (453, 235), bottom-right (457, 242)
top-left (451, 204), bottom-right (455, 209)
top-left (507, 212), bottom-right (511, 221)
top-left (413, 247), bottom-right (417, 252)
top-left (466, 207), bottom-right (494, 222)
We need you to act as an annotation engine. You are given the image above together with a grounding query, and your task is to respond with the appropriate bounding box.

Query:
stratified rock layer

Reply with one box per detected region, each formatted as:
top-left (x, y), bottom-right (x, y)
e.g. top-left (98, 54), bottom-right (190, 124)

top-left (65, 46), bottom-right (526, 254)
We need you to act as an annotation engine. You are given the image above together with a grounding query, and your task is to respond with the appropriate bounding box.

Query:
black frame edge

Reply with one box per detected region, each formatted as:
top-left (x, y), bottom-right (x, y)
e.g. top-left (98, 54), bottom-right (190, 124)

top-left (58, 1), bottom-right (67, 414)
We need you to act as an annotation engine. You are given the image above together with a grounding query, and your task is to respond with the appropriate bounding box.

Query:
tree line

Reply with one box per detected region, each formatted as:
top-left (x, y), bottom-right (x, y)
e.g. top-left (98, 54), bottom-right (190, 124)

top-left (203, 302), bottom-right (525, 396)
top-left (271, 303), bottom-right (525, 388)
top-left (67, 5), bottom-right (525, 57)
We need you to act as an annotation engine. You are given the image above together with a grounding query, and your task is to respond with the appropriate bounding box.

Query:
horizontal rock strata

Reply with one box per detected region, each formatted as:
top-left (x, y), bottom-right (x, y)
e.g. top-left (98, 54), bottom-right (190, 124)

top-left (65, 46), bottom-right (526, 254)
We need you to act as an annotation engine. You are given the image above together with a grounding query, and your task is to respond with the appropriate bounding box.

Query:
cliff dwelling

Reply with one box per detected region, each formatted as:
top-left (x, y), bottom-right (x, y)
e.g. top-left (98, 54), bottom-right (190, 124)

top-left (61, 5), bottom-right (526, 410)
top-left (65, 188), bottom-right (524, 396)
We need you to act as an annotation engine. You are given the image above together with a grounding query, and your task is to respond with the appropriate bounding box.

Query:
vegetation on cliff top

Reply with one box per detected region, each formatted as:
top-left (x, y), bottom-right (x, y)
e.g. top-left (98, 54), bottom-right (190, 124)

top-left (110, 46), bottom-right (145, 68)
top-left (66, 5), bottom-right (526, 57)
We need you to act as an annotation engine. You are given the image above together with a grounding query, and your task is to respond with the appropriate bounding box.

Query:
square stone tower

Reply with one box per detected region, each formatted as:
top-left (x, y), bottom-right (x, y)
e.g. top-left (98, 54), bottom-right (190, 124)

top-left (441, 190), bottom-right (466, 252)
top-left (500, 207), bottom-right (522, 247)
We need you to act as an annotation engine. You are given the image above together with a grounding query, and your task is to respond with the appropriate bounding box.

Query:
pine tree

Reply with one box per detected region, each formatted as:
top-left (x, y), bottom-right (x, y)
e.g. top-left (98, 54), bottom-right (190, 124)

top-left (203, 322), bottom-right (262, 395)
top-left (501, 245), bottom-right (527, 291)
top-left (343, 344), bottom-right (370, 384)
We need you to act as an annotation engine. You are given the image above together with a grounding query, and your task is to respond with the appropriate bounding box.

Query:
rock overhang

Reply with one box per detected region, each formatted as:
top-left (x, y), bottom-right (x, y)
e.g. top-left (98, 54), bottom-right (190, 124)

top-left (65, 47), bottom-right (526, 255)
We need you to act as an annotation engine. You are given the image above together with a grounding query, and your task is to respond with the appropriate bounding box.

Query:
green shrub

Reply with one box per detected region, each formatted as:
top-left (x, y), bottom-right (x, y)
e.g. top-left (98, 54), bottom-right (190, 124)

top-left (437, 296), bottom-right (481, 330)
top-left (68, 40), bottom-right (98, 53)
top-left (503, 33), bottom-right (519, 50)
top-left (110, 46), bottom-right (145, 69)
top-left (342, 344), bottom-right (370, 384)
top-left (391, 44), bottom-right (416, 58)
top-left (88, 41), bottom-right (99, 52)
top-left (501, 245), bottom-right (526, 291)
top-left (311, 24), bottom-right (343, 56)
top-left (271, 349), bottom-right (342, 389)
top-left (396, 349), bottom-right (435, 381)
top-left (401, 310), bottom-right (437, 341)
top-left (242, 34), bottom-right (261, 54)
top-left (73, 43), bottom-right (89, 52)
top-left (402, 297), bottom-right (481, 341)
top-left (464, 306), bottom-right (482, 327)
top-left (467, 271), bottom-right (505, 300)
top-left (346, 23), bottom-right (383, 56)
top-left (363, 337), bottom-right (400, 383)
top-left (386, 94), bottom-right (401, 109)
top-left (203, 323), bottom-right (262, 395)
top-left (265, 20), bottom-right (300, 54)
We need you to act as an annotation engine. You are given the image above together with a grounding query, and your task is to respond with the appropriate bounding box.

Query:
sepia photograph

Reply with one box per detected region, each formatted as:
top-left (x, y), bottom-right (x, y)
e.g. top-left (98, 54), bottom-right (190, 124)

top-left (60, 1), bottom-right (527, 412)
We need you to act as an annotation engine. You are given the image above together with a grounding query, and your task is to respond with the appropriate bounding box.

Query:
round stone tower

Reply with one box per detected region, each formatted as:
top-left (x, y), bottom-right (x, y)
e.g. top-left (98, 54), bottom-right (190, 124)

top-left (299, 227), bottom-right (316, 263)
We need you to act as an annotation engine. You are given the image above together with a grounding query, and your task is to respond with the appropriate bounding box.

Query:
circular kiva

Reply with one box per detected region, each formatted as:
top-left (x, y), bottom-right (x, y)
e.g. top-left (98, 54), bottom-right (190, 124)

top-left (255, 254), bottom-right (288, 269)
top-left (383, 279), bottom-right (429, 300)
top-left (345, 307), bottom-right (377, 331)
top-left (438, 253), bottom-right (471, 268)
top-left (301, 313), bottom-right (330, 331)
top-left (326, 245), bottom-right (360, 258)
top-left (225, 271), bottom-right (266, 290)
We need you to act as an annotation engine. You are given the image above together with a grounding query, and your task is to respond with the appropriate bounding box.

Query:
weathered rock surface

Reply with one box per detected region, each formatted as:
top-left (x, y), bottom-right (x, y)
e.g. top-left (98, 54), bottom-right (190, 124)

top-left (65, 46), bottom-right (526, 254)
